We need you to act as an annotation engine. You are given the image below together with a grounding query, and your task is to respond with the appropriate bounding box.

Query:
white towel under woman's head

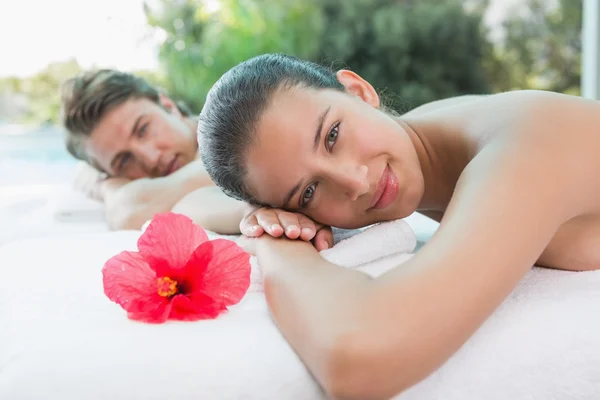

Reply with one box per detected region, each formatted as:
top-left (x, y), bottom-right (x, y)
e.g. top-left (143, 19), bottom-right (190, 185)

top-left (247, 219), bottom-right (417, 293)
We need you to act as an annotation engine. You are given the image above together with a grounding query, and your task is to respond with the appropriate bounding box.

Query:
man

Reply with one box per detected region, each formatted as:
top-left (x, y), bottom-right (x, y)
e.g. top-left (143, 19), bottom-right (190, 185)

top-left (61, 69), bottom-right (244, 231)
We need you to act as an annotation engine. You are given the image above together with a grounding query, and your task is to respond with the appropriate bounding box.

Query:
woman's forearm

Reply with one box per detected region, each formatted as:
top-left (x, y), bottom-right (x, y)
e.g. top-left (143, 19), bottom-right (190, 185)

top-left (172, 186), bottom-right (249, 234)
top-left (256, 238), bottom-right (372, 395)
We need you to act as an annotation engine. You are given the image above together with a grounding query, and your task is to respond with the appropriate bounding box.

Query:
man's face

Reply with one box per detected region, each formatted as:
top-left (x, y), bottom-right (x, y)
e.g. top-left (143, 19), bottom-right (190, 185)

top-left (86, 97), bottom-right (198, 179)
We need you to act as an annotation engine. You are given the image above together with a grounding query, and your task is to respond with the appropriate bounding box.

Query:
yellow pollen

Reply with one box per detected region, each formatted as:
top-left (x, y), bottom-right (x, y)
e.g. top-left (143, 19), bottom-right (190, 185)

top-left (157, 277), bottom-right (178, 297)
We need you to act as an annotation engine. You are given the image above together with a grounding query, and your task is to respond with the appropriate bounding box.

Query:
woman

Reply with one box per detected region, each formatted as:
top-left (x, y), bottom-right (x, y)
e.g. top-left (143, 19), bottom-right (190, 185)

top-left (198, 53), bottom-right (600, 399)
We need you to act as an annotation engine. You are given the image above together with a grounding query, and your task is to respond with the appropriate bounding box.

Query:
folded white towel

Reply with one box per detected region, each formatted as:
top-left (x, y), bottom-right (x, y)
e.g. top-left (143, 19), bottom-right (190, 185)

top-left (50, 186), bottom-right (105, 223)
top-left (247, 219), bottom-right (417, 293)
top-left (324, 221), bottom-right (416, 268)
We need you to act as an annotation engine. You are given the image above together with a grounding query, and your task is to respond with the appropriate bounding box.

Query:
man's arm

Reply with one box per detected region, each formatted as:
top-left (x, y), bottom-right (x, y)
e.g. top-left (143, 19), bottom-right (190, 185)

top-left (101, 159), bottom-right (213, 230)
top-left (171, 186), bottom-right (252, 234)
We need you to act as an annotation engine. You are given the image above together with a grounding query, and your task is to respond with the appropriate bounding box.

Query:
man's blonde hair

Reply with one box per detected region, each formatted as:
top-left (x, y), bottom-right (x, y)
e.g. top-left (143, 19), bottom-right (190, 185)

top-left (60, 69), bottom-right (192, 167)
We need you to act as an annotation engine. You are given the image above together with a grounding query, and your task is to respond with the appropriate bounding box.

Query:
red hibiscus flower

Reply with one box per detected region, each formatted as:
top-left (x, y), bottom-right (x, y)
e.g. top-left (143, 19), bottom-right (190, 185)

top-left (102, 212), bottom-right (251, 323)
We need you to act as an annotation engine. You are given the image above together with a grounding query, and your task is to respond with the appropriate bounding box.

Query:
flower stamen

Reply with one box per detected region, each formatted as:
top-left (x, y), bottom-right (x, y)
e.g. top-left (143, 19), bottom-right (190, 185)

top-left (157, 276), bottom-right (178, 297)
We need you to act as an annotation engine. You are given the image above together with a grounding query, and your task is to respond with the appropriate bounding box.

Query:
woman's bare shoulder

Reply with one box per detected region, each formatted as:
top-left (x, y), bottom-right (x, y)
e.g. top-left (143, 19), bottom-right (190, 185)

top-left (424, 90), bottom-right (600, 157)
top-left (437, 91), bottom-right (600, 247)
top-left (481, 91), bottom-right (600, 172)
top-left (420, 90), bottom-right (600, 259)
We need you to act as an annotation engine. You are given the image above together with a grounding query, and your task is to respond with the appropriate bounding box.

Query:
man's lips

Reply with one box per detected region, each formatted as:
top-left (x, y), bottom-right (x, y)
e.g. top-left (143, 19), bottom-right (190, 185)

top-left (164, 156), bottom-right (179, 176)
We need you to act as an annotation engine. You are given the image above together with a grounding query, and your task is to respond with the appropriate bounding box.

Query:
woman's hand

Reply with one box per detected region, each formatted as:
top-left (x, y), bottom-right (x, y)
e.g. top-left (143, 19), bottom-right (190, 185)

top-left (240, 207), bottom-right (333, 250)
top-left (236, 229), bottom-right (323, 258)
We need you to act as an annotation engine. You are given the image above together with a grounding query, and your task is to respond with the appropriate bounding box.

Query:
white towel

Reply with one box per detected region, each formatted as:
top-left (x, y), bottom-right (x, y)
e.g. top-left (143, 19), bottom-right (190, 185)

top-left (50, 186), bottom-right (105, 223)
top-left (3, 218), bottom-right (600, 399)
top-left (399, 266), bottom-right (600, 400)
top-left (238, 218), bottom-right (600, 399)
top-left (247, 219), bottom-right (417, 293)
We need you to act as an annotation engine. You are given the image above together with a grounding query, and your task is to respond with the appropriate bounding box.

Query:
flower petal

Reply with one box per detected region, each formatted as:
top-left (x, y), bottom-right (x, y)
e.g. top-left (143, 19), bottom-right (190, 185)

top-left (185, 239), bottom-right (251, 306)
top-left (102, 251), bottom-right (162, 313)
top-left (137, 212), bottom-right (209, 276)
top-left (127, 301), bottom-right (172, 324)
top-left (169, 293), bottom-right (226, 321)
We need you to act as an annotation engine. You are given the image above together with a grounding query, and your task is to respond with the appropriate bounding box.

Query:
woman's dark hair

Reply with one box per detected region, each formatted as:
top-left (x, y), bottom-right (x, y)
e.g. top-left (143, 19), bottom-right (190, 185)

top-left (198, 53), bottom-right (344, 205)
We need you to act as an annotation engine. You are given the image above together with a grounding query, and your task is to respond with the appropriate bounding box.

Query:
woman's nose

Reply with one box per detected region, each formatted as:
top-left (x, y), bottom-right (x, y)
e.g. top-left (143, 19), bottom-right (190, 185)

top-left (334, 164), bottom-right (369, 201)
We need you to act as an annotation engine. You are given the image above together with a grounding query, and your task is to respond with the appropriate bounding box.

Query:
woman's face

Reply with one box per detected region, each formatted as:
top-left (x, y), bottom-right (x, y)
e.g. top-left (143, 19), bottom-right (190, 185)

top-left (244, 71), bottom-right (425, 229)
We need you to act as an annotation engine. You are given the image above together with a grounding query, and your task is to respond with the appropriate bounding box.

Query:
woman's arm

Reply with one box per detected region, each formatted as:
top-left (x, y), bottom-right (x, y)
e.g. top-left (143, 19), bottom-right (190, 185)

top-left (171, 186), bottom-right (250, 234)
top-left (256, 131), bottom-right (586, 399)
top-left (173, 187), bottom-right (334, 246)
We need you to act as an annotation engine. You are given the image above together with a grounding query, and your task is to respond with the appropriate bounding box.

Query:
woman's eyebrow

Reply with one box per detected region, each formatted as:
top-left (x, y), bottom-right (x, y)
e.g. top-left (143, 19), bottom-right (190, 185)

top-left (281, 106), bottom-right (331, 208)
top-left (282, 105), bottom-right (331, 209)
top-left (282, 181), bottom-right (302, 209)
top-left (313, 106), bottom-right (331, 151)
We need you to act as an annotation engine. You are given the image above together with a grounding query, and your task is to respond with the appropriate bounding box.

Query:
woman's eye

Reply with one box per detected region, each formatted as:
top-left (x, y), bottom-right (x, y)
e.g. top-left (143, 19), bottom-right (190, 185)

top-left (301, 183), bottom-right (317, 207)
top-left (326, 122), bottom-right (339, 150)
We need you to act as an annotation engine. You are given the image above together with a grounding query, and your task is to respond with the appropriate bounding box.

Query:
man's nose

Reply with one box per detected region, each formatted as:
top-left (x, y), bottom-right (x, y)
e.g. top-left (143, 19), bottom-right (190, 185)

top-left (135, 143), bottom-right (162, 175)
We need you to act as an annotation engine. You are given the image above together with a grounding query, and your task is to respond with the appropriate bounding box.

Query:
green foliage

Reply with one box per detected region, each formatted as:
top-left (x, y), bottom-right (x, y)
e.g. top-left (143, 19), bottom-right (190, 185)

top-left (145, 0), bottom-right (324, 113)
top-left (0, 62), bottom-right (167, 125)
top-left (484, 0), bottom-right (582, 94)
top-left (315, 0), bottom-right (491, 111)
top-left (1, 0), bottom-right (585, 125)
top-left (1, 59), bottom-right (83, 124)
top-left (147, 0), bottom-right (491, 112)
top-left (0, 76), bottom-right (23, 93)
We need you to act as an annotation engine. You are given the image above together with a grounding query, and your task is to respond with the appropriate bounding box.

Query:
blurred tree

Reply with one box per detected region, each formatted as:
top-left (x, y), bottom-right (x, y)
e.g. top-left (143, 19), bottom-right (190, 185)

top-left (8, 0), bottom-right (581, 124)
top-left (484, 0), bottom-right (582, 94)
top-left (0, 59), bottom-right (83, 124)
top-left (0, 76), bottom-right (23, 93)
top-left (0, 62), bottom-right (168, 125)
top-left (146, 0), bottom-right (491, 112)
top-left (463, 0), bottom-right (492, 15)
top-left (315, 0), bottom-right (491, 111)
top-left (18, 59), bottom-right (83, 124)
top-left (145, 0), bottom-right (324, 112)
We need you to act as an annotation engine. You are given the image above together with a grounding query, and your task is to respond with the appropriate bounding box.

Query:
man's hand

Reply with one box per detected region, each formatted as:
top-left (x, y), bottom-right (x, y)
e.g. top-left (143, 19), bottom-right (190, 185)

top-left (72, 162), bottom-right (108, 201)
top-left (102, 159), bottom-right (214, 230)
top-left (240, 207), bottom-right (333, 251)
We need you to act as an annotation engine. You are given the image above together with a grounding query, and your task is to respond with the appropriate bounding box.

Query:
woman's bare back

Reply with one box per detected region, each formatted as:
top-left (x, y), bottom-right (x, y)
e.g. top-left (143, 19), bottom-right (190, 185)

top-left (405, 90), bottom-right (600, 271)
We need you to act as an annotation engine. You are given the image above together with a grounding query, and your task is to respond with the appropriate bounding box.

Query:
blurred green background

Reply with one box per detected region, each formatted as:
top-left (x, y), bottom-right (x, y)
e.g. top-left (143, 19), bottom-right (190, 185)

top-left (0, 0), bottom-right (583, 124)
top-left (0, 0), bottom-right (586, 242)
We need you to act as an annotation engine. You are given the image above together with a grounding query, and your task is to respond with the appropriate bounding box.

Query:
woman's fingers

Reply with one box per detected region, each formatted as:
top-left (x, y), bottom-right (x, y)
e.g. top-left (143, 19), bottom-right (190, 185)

top-left (313, 226), bottom-right (333, 251)
top-left (297, 215), bottom-right (317, 241)
top-left (239, 213), bottom-right (264, 237)
top-left (255, 210), bottom-right (285, 237)
top-left (241, 207), bottom-right (325, 243)
top-left (276, 211), bottom-right (303, 239)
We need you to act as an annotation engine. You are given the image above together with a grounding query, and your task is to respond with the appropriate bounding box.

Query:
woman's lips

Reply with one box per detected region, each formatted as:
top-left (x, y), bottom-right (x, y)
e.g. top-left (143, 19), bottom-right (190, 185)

top-left (370, 165), bottom-right (399, 210)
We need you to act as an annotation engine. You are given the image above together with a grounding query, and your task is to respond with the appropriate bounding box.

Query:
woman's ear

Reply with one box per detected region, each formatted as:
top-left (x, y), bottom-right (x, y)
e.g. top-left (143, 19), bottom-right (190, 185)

top-left (336, 70), bottom-right (380, 108)
top-left (158, 93), bottom-right (182, 117)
